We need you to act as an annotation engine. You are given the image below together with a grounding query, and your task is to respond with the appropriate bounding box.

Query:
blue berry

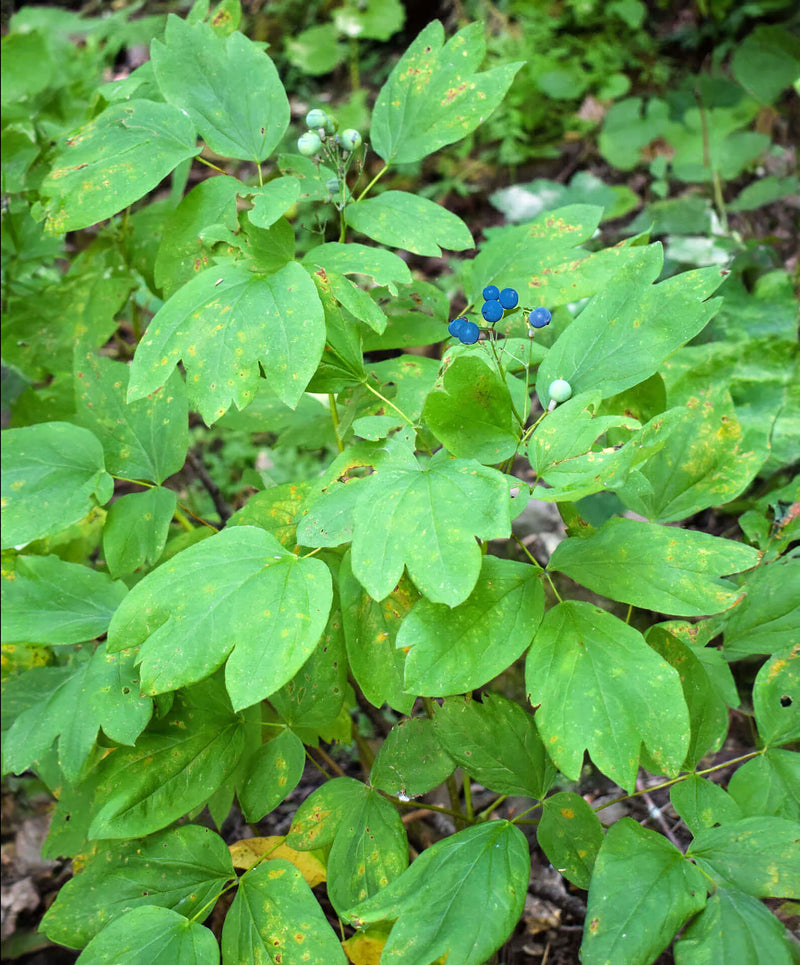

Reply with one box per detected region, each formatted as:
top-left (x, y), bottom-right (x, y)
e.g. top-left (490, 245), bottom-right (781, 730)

top-left (482, 285), bottom-right (500, 301)
top-left (460, 321), bottom-right (480, 344)
top-left (448, 317), bottom-right (468, 338)
top-left (528, 307), bottom-right (552, 328)
top-left (481, 300), bottom-right (504, 323)
top-left (499, 288), bottom-right (518, 310)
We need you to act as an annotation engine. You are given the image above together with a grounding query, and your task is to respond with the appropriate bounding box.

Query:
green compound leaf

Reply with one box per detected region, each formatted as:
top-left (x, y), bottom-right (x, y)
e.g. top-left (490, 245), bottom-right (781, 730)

top-left (617, 385), bottom-right (767, 523)
top-left (537, 791), bottom-right (605, 890)
top-left (670, 776), bottom-right (744, 838)
top-left (303, 242), bottom-right (412, 296)
top-left (75, 353), bottom-right (188, 484)
top-left (228, 481), bottom-right (312, 549)
top-left (3, 645), bottom-right (152, 784)
top-left (646, 627), bottom-right (729, 769)
top-left (717, 558), bottom-right (800, 659)
top-left (370, 20), bottom-right (522, 165)
top-left (548, 517), bottom-right (761, 617)
top-left (581, 819), bottom-right (707, 965)
top-left (433, 693), bottom-right (556, 799)
top-left (286, 777), bottom-right (408, 916)
top-left (222, 860), bottom-right (345, 965)
top-left (1, 554), bottom-right (127, 645)
top-left (88, 680), bottom-right (248, 839)
top-left (128, 260), bottom-right (325, 423)
top-left (152, 15), bottom-right (289, 162)
top-left (352, 450), bottom-right (513, 606)
top-left (525, 601), bottom-right (689, 792)
top-left (39, 101), bottom-right (199, 235)
top-left (74, 905), bottom-right (219, 965)
top-left (687, 816), bottom-right (800, 898)
top-left (343, 821), bottom-right (530, 965)
top-left (753, 646), bottom-right (800, 747)
top-left (398, 556), bottom-right (544, 695)
top-left (370, 717), bottom-right (455, 798)
top-left (537, 258), bottom-right (725, 405)
top-left (422, 354), bottom-right (520, 464)
top-left (40, 825), bottom-right (234, 950)
top-left (325, 270), bottom-right (387, 334)
top-left (238, 728), bottom-right (306, 823)
top-left (344, 191), bottom-right (473, 257)
top-left (674, 886), bottom-right (796, 965)
top-left (362, 280), bottom-right (449, 351)
top-left (339, 550), bottom-right (417, 716)
top-left (107, 526), bottom-right (332, 713)
top-left (102, 487), bottom-right (177, 578)
top-left (1, 422), bottom-right (113, 550)
top-left (728, 749), bottom-right (800, 822)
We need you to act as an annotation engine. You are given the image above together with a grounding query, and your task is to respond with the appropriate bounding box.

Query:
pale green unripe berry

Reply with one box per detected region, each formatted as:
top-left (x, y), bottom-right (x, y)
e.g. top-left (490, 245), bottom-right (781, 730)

top-left (297, 131), bottom-right (322, 157)
top-left (326, 177), bottom-right (341, 196)
top-left (305, 109), bottom-right (329, 130)
top-left (339, 129), bottom-right (362, 151)
top-left (548, 379), bottom-right (573, 403)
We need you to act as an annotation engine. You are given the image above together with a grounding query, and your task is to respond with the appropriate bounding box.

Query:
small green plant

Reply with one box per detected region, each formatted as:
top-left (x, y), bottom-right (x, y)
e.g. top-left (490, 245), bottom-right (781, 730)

top-left (2, 5), bottom-right (799, 965)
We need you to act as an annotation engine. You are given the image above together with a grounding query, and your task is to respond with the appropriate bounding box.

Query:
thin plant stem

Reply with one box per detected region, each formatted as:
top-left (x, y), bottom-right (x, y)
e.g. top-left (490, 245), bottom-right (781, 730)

top-left (357, 163), bottom-right (389, 202)
top-left (463, 776), bottom-right (474, 821)
top-left (423, 697), bottom-right (465, 823)
top-left (196, 155), bottom-right (227, 175)
top-left (594, 750), bottom-right (762, 813)
top-left (328, 393), bottom-right (345, 452)
top-left (513, 534), bottom-right (563, 602)
top-left (362, 379), bottom-right (415, 426)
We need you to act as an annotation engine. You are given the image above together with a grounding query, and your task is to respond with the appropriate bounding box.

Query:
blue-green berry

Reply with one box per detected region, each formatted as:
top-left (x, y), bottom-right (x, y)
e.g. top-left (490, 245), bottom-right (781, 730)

top-left (481, 300), bottom-right (504, 323)
top-left (326, 177), bottom-right (341, 196)
top-left (297, 131), bottom-right (322, 157)
top-left (549, 379), bottom-right (572, 403)
top-left (339, 129), bottom-right (362, 151)
top-left (305, 109), bottom-right (329, 130)
top-left (448, 317), bottom-right (468, 338)
top-left (460, 321), bottom-right (480, 344)
top-left (528, 307), bottom-right (552, 328)
top-left (483, 285), bottom-right (500, 301)
top-left (499, 288), bottom-right (518, 309)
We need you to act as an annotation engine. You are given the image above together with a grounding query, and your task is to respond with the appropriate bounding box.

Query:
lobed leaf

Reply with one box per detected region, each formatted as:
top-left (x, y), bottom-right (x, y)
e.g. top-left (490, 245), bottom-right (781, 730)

top-left (41, 826), bottom-right (234, 949)
top-left (537, 792), bottom-right (605, 890)
top-left (128, 260), bottom-right (325, 423)
top-left (370, 20), bottom-right (523, 164)
top-left (581, 819), bottom-right (707, 965)
top-left (1, 422), bottom-right (113, 550)
top-left (343, 821), bottom-right (530, 965)
top-left (548, 517), bottom-right (761, 617)
top-left (370, 717), bottom-right (455, 798)
top-left (39, 101), bottom-right (198, 234)
top-left (526, 601), bottom-right (689, 791)
top-left (107, 526), bottom-right (332, 712)
top-left (152, 14), bottom-right (290, 162)
top-left (221, 860), bottom-right (345, 965)
top-left (398, 556), bottom-right (544, 695)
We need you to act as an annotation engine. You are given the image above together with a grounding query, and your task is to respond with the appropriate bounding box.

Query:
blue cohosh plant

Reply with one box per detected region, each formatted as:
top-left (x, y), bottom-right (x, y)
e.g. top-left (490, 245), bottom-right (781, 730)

top-left (1, 6), bottom-right (799, 965)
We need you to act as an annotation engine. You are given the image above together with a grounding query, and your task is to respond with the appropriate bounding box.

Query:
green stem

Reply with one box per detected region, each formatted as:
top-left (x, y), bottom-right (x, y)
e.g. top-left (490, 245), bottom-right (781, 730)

top-left (362, 379), bottom-right (415, 427)
top-left (328, 393), bottom-right (345, 452)
top-left (512, 534), bottom-right (563, 601)
top-left (173, 506), bottom-right (195, 533)
top-left (357, 163), bottom-right (390, 202)
top-left (593, 750), bottom-right (763, 813)
top-left (196, 155), bottom-right (227, 175)
top-left (463, 775), bottom-right (474, 821)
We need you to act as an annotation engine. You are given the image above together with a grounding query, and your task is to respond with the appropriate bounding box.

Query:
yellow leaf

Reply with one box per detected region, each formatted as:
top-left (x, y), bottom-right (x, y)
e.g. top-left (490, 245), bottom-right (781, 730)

top-left (228, 835), bottom-right (327, 887)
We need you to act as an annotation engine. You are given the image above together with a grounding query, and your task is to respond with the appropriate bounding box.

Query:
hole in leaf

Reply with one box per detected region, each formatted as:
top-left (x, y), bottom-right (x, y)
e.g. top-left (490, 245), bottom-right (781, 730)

top-left (780, 695), bottom-right (792, 707)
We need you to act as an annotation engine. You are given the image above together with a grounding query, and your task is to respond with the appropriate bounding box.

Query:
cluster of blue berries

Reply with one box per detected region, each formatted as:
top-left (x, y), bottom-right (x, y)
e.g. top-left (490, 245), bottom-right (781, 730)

top-left (481, 285), bottom-right (519, 322)
top-left (446, 282), bottom-right (554, 346)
